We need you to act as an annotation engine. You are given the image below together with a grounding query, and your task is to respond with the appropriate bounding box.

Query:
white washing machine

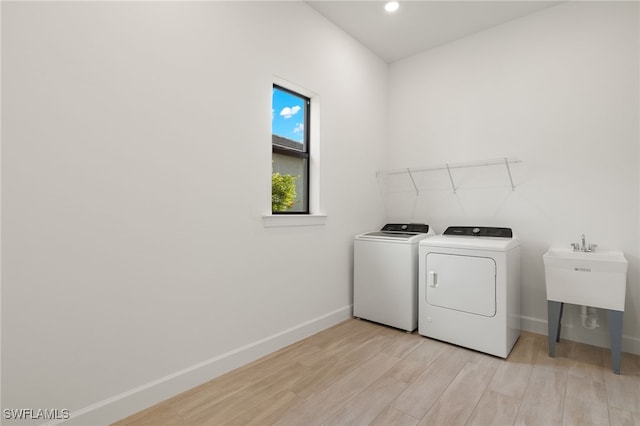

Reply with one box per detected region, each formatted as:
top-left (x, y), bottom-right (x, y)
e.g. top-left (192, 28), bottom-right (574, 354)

top-left (418, 226), bottom-right (521, 358)
top-left (354, 223), bottom-right (435, 332)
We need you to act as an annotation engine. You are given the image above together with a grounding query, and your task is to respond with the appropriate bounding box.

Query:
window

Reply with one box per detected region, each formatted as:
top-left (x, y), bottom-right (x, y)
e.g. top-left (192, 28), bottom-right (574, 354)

top-left (272, 84), bottom-right (310, 214)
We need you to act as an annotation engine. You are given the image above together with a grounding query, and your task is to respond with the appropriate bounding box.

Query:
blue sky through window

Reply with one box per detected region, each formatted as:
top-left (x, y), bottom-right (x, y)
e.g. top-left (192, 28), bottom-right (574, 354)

top-left (272, 87), bottom-right (305, 144)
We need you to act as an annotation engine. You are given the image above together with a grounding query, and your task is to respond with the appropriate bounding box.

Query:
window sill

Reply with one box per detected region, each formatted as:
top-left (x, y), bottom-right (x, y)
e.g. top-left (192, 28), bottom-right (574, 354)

top-left (262, 214), bottom-right (327, 227)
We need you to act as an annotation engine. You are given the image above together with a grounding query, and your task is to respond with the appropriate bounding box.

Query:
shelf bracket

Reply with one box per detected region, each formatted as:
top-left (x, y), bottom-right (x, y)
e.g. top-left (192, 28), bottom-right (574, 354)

top-left (504, 157), bottom-right (515, 191)
top-left (406, 168), bottom-right (419, 195)
top-left (445, 164), bottom-right (457, 194)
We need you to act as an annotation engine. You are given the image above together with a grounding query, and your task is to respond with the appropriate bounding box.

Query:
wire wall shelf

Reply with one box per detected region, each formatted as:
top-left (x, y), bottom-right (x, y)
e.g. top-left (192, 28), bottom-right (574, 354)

top-left (376, 157), bottom-right (522, 195)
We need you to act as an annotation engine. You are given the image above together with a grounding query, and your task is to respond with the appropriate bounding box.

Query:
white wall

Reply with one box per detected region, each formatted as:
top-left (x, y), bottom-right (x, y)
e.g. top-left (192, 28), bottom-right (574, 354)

top-left (1, 2), bottom-right (387, 424)
top-left (387, 2), bottom-right (640, 353)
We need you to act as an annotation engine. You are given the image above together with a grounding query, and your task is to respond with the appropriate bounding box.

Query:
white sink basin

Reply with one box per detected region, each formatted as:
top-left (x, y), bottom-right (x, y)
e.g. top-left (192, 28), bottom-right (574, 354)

top-left (544, 247), bottom-right (628, 311)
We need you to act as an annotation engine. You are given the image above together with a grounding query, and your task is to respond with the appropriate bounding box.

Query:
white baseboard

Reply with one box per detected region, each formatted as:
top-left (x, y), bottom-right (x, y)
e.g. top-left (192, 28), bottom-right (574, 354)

top-left (46, 305), bottom-right (353, 426)
top-left (520, 315), bottom-right (548, 336)
top-left (520, 314), bottom-right (640, 355)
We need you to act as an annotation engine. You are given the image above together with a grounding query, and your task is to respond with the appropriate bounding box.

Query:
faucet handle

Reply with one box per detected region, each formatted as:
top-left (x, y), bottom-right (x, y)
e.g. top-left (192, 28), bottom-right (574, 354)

top-left (571, 243), bottom-right (580, 251)
top-left (588, 244), bottom-right (598, 252)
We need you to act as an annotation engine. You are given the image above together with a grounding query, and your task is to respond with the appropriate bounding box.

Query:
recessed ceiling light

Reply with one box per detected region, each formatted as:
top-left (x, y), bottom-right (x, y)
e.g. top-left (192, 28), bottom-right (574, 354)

top-left (384, 1), bottom-right (399, 13)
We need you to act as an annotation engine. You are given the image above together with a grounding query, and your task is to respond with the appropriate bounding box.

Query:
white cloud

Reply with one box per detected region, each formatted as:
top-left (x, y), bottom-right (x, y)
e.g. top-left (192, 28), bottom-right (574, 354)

top-left (280, 105), bottom-right (301, 119)
top-left (293, 123), bottom-right (304, 134)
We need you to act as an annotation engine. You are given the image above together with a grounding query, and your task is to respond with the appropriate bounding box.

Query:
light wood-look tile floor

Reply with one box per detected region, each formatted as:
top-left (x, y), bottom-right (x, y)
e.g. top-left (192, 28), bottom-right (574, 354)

top-left (113, 319), bottom-right (640, 426)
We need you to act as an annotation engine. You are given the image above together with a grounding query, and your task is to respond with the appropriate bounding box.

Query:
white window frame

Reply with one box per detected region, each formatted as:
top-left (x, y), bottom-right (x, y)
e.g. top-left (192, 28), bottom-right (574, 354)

top-left (263, 76), bottom-right (326, 227)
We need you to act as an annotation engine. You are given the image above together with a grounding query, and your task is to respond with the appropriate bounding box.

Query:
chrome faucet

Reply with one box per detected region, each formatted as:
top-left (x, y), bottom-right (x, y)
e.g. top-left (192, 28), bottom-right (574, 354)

top-left (572, 234), bottom-right (597, 252)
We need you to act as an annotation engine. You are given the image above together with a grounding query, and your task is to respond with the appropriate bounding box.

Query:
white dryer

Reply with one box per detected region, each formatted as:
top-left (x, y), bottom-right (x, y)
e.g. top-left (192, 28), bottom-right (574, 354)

top-left (354, 223), bottom-right (434, 332)
top-left (418, 226), bottom-right (521, 358)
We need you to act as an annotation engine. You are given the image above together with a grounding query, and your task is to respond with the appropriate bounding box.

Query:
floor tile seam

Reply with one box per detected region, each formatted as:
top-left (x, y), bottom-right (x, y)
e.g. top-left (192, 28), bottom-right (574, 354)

top-left (318, 376), bottom-right (409, 426)
top-left (386, 361), bottom-right (443, 419)
top-left (171, 405), bottom-right (191, 426)
top-left (375, 408), bottom-right (421, 426)
top-left (413, 357), bottom-right (476, 424)
top-left (238, 341), bottom-right (315, 372)
top-left (352, 364), bottom-right (411, 407)
top-left (446, 358), bottom-right (502, 425)
top-left (303, 337), bottom-right (387, 373)
top-left (567, 372), bottom-right (611, 399)
top-left (605, 400), bottom-right (640, 415)
top-left (294, 352), bottom-right (404, 424)
top-left (491, 365), bottom-right (533, 404)
top-left (179, 384), bottom-right (278, 425)
top-left (298, 381), bottom-right (379, 425)
top-left (297, 342), bottom-right (355, 367)
top-left (169, 386), bottom-right (249, 418)
top-left (603, 375), bottom-right (640, 414)
top-left (558, 363), bottom-right (570, 426)
top-left (293, 364), bottom-right (351, 403)
top-left (566, 368), bottom-right (607, 385)
top-left (380, 337), bottom-right (424, 359)
top-left (176, 359), bottom-right (314, 420)
top-left (604, 400), bottom-right (613, 426)
top-left (328, 351), bottom-right (386, 377)
top-left (318, 334), bottom-right (376, 353)
top-left (400, 338), bottom-right (448, 367)
top-left (561, 394), bottom-right (611, 426)
top-left (462, 374), bottom-right (498, 426)
top-left (511, 388), bottom-right (526, 425)
top-left (383, 357), bottom-right (432, 386)
top-left (531, 361), bottom-right (572, 374)
top-left (224, 390), bottom-right (299, 426)
top-left (489, 362), bottom-right (535, 400)
top-left (193, 345), bottom-right (319, 401)
top-left (338, 332), bottom-right (393, 357)
top-left (608, 406), bottom-right (640, 424)
top-left (331, 352), bottom-right (403, 393)
top-left (409, 350), bottom-right (464, 388)
top-left (511, 361), bottom-right (564, 424)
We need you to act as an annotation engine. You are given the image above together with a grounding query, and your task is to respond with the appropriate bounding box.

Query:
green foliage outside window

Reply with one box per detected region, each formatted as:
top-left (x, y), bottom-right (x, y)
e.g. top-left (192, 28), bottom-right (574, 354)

top-left (272, 172), bottom-right (298, 212)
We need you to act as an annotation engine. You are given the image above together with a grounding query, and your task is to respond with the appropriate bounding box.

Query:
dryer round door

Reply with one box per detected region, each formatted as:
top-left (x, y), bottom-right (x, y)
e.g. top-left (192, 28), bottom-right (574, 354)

top-left (425, 252), bottom-right (497, 317)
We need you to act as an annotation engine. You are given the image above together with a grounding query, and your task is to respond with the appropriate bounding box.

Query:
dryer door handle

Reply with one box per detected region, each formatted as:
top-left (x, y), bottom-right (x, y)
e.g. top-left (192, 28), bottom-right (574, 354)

top-left (428, 271), bottom-right (438, 287)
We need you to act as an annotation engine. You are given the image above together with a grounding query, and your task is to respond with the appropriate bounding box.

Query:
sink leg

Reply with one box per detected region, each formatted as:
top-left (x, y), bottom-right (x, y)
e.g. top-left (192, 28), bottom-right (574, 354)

top-left (607, 309), bottom-right (624, 374)
top-left (548, 301), bottom-right (564, 357)
top-left (556, 303), bottom-right (564, 343)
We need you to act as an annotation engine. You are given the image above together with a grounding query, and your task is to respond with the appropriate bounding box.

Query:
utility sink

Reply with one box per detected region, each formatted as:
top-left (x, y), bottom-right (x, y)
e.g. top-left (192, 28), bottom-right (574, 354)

top-left (544, 248), bottom-right (628, 311)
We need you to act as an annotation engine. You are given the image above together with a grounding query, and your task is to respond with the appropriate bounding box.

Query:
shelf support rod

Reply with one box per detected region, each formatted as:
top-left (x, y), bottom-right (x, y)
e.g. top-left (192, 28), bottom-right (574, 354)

top-left (406, 168), bottom-right (419, 195)
top-left (446, 164), bottom-right (457, 194)
top-left (504, 157), bottom-right (515, 191)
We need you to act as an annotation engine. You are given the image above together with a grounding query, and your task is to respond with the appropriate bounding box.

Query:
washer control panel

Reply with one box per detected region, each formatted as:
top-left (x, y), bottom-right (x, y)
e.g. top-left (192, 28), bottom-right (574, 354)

top-left (381, 223), bottom-right (430, 233)
top-left (443, 226), bottom-right (513, 238)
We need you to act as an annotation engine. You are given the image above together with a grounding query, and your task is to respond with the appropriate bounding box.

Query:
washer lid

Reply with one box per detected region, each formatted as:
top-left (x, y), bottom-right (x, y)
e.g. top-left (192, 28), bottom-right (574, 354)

top-left (357, 231), bottom-right (433, 243)
top-left (356, 223), bottom-right (434, 242)
top-left (357, 231), bottom-right (418, 241)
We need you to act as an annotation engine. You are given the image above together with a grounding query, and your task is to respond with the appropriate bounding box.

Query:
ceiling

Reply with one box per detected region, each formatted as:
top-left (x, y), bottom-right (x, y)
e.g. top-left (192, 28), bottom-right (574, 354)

top-left (306, 1), bottom-right (562, 63)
